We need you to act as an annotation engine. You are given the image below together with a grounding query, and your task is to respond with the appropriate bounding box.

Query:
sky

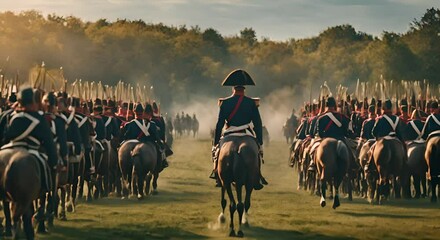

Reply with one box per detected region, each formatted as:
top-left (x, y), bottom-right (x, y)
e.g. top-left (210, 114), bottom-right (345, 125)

top-left (1, 0), bottom-right (439, 41)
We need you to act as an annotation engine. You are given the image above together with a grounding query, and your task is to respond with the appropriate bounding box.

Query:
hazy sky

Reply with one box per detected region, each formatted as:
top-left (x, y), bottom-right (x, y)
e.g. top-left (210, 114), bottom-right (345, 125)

top-left (1, 0), bottom-right (439, 40)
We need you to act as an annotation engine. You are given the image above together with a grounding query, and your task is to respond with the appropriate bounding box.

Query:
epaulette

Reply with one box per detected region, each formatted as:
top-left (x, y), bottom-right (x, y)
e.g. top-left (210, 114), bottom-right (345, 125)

top-left (252, 97), bottom-right (260, 107)
top-left (218, 98), bottom-right (226, 106)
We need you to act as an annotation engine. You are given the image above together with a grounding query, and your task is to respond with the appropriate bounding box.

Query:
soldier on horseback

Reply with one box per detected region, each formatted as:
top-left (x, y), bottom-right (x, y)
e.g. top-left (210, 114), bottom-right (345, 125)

top-left (210, 69), bottom-right (267, 190)
top-left (422, 101), bottom-right (440, 140)
top-left (1, 87), bottom-right (60, 183)
top-left (151, 101), bottom-right (172, 168)
top-left (316, 97), bottom-right (350, 141)
top-left (121, 103), bottom-right (169, 170)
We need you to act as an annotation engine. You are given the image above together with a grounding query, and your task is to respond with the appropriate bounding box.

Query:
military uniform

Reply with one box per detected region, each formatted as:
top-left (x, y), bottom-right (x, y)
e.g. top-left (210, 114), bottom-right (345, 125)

top-left (404, 119), bottom-right (424, 141)
top-left (372, 113), bottom-right (404, 139)
top-left (296, 115), bottom-right (308, 140)
top-left (360, 117), bottom-right (376, 140)
top-left (122, 117), bottom-right (158, 143)
top-left (422, 113), bottom-right (440, 140)
top-left (214, 94), bottom-right (262, 145)
top-left (316, 111), bottom-right (350, 140)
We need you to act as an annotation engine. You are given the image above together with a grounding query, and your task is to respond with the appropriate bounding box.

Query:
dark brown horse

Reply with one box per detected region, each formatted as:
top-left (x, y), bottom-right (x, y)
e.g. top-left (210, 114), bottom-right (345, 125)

top-left (2, 149), bottom-right (43, 240)
top-left (315, 138), bottom-right (349, 209)
top-left (217, 136), bottom-right (259, 238)
top-left (131, 141), bottom-right (158, 199)
top-left (407, 141), bottom-right (427, 199)
top-left (372, 137), bottom-right (407, 204)
top-left (425, 135), bottom-right (440, 202)
top-left (118, 140), bottom-right (140, 199)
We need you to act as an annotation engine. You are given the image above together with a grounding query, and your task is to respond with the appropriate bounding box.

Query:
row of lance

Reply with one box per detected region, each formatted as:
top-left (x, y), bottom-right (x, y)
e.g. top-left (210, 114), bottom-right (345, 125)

top-left (0, 62), bottom-right (155, 105)
top-left (306, 76), bottom-right (438, 115)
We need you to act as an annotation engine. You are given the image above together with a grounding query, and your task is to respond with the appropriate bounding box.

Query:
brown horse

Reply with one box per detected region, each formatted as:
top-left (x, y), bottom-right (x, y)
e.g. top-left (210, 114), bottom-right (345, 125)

top-left (131, 142), bottom-right (158, 199)
top-left (217, 136), bottom-right (259, 238)
top-left (358, 139), bottom-right (375, 199)
top-left (425, 135), bottom-right (440, 202)
top-left (372, 138), bottom-right (407, 204)
top-left (315, 138), bottom-right (349, 209)
top-left (118, 140), bottom-right (140, 199)
top-left (2, 149), bottom-right (43, 240)
top-left (407, 141), bottom-right (427, 199)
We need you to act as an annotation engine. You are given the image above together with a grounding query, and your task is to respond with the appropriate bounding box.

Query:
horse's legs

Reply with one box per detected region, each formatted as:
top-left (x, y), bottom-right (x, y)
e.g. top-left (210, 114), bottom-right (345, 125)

top-left (218, 187), bottom-right (227, 224)
top-left (145, 173), bottom-right (152, 196)
top-left (414, 174), bottom-right (421, 199)
top-left (235, 184), bottom-right (244, 237)
top-left (421, 174), bottom-right (427, 198)
top-left (36, 194), bottom-right (47, 233)
top-left (320, 180), bottom-right (326, 207)
top-left (23, 204), bottom-right (35, 240)
top-left (333, 175), bottom-right (343, 209)
top-left (431, 177), bottom-right (438, 203)
top-left (393, 176), bottom-right (401, 199)
top-left (59, 186), bottom-right (67, 221)
top-left (328, 182), bottom-right (334, 200)
top-left (137, 171), bottom-right (145, 200)
top-left (115, 169), bottom-right (122, 198)
top-left (152, 172), bottom-right (159, 195)
top-left (10, 202), bottom-right (19, 239)
top-left (70, 162), bottom-right (80, 211)
top-left (3, 200), bottom-right (12, 236)
top-left (225, 184), bottom-right (236, 237)
top-left (243, 186), bottom-right (252, 227)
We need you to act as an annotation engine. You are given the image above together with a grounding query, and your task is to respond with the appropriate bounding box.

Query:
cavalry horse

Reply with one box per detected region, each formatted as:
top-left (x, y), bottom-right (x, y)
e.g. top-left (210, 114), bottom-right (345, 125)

top-left (425, 132), bottom-right (440, 203)
top-left (315, 138), bottom-right (349, 209)
top-left (131, 142), bottom-right (159, 199)
top-left (406, 140), bottom-right (427, 199)
top-left (0, 148), bottom-right (45, 240)
top-left (119, 140), bottom-right (160, 199)
top-left (371, 137), bottom-right (408, 204)
top-left (358, 139), bottom-right (375, 199)
top-left (217, 135), bottom-right (260, 237)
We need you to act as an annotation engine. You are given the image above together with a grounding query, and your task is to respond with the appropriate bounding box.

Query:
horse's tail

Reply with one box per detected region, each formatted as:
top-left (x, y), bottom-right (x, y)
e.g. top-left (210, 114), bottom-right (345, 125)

top-left (232, 151), bottom-right (245, 185)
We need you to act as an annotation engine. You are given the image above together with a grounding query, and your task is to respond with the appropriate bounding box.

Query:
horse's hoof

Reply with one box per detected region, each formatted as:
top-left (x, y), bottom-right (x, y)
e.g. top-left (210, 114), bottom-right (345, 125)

top-left (320, 199), bottom-right (326, 208)
top-left (137, 194), bottom-right (144, 200)
top-left (229, 230), bottom-right (236, 237)
top-left (237, 230), bottom-right (244, 238)
top-left (332, 196), bottom-right (341, 209)
top-left (348, 195), bottom-right (353, 201)
top-left (3, 228), bottom-right (12, 237)
top-left (218, 213), bottom-right (225, 224)
top-left (66, 204), bottom-right (73, 213)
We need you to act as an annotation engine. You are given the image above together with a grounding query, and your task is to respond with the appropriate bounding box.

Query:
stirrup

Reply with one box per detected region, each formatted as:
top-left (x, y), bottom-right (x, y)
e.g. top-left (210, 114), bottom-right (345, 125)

top-left (209, 170), bottom-right (217, 179)
top-left (261, 176), bottom-right (268, 185)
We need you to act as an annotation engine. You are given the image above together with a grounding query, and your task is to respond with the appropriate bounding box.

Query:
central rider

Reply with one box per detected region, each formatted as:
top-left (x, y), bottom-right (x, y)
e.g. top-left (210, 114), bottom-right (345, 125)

top-left (211, 69), bottom-right (267, 190)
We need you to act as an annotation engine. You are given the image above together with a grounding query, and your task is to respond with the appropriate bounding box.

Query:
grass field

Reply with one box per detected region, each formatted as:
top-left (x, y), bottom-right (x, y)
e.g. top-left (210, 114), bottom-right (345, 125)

top-left (40, 138), bottom-right (440, 240)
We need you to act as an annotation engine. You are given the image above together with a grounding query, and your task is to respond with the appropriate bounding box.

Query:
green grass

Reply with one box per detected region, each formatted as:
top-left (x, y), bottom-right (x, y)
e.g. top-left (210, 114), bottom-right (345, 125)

top-left (38, 139), bottom-right (440, 240)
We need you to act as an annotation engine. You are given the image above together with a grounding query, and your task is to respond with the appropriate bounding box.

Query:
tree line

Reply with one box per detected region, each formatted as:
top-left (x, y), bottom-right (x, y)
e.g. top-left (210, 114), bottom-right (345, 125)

top-left (0, 8), bottom-right (439, 109)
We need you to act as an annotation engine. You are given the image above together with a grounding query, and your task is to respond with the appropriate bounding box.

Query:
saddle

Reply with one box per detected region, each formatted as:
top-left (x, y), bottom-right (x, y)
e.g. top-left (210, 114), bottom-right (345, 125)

top-left (223, 124), bottom-right (255, 139)
top-left (1, 145), bottom-right (52, 192)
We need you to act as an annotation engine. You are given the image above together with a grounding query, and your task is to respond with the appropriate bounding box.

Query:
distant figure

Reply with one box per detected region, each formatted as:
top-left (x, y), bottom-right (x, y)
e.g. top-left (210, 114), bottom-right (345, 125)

top-left (192, 113), bottom-right (199, 138)
top-left (262, 125), bottom-right (270, 146)
top-left (165, 114), bottom-right (174, 148)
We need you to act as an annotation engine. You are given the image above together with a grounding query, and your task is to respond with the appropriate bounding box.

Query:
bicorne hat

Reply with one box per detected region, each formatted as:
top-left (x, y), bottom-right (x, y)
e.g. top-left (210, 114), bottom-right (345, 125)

top-left (221, 69), bottom-right (255, 86)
